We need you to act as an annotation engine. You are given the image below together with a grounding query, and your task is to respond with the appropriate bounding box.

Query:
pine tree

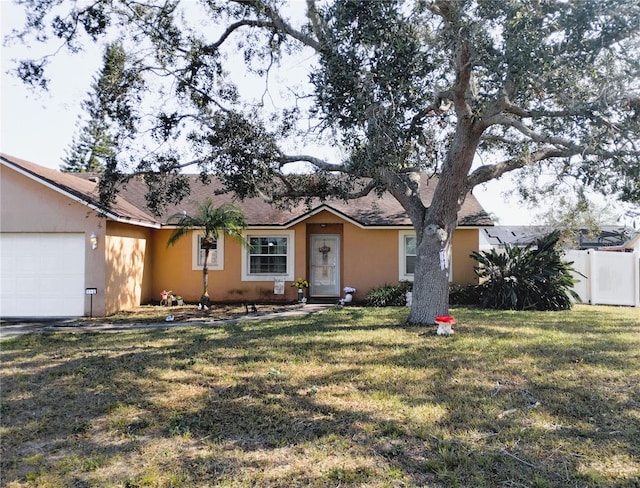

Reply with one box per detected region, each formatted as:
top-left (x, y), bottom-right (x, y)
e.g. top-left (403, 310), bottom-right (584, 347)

top-left (61, 117), bottom-right (112, 173)
top-left (61, 42), bottom-right (138, 173)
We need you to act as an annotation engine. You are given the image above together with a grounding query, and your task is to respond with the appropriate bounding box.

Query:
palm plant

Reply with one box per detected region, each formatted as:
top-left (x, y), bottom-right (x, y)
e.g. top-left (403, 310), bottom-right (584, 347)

top-left (167, 198), bottom-right (247, 306)
top-left (470, 231), bottom-right (581, 311)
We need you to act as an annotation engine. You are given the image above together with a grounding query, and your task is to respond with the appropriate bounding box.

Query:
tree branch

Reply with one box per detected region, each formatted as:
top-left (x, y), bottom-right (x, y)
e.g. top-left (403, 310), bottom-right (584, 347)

top-left (208, 19), bottom-right (276, 50)
top-left (231, 0), bottom-right (321, 51)
top-left (408, 90), bottom-right (454, 134)
top-left (279, 154), bottom-right (344, 171)
top-left (265, 174), bottom-right (378, 204)
top-left (453, 41), bottom-right (474, 119)
top-left (305, 0), bottom-right (328, 50)
top-left (119, 1), bottom-right (190, 55)
top-left (485, 114), bottom-right (584, 151)
top-left (466, 147), bottom-right (572, 188)
top-left (379, 168), bottom-right (425, 226)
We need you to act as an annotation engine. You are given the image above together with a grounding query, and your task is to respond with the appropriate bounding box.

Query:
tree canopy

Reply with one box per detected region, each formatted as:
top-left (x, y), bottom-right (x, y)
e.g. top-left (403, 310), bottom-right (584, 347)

top-left (8, 0), bottom-right (640, 323)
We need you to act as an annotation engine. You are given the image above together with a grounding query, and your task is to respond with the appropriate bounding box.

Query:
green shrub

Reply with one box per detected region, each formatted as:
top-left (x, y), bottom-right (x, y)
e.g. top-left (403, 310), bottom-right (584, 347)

top-left (365, 281), bottom-right (412, 307)
top-left (470, 230), bottom-right (580, 311)
top-left (449, 283), bottom-right (481, 306)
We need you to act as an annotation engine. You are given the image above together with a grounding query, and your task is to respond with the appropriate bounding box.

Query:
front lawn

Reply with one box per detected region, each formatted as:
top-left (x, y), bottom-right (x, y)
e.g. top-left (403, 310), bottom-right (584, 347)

top-left (1, 305), bottom-right (638, 487)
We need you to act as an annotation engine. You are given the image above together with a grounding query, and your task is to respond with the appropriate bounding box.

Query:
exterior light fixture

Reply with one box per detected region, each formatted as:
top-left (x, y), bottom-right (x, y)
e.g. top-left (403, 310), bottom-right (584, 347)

top-left (90, 233), bottom-right (98, 250)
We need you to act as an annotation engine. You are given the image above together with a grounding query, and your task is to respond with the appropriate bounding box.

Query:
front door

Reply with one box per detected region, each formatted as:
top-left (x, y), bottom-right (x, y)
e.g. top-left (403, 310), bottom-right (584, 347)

top-left (310, 235), bottom-right (340, 297)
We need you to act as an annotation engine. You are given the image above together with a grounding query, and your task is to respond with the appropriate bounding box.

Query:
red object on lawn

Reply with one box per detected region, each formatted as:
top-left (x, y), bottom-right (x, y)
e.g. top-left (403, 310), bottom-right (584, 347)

top-left (435, 315), bottom-right (456, 323)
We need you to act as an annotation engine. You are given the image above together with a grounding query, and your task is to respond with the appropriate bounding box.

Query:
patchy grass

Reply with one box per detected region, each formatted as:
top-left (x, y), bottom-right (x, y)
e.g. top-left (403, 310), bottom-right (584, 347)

top-left (80, 302), bottom-right (304, 324)
top-left (1, 304), bottom-right (638, 487)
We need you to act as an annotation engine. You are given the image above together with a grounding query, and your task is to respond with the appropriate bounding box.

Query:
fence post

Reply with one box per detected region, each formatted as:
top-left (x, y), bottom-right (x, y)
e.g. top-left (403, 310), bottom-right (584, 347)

top-left (587, 249), bottom-right (596, 305)
top-left (634, 252), bottom-right (640, 307)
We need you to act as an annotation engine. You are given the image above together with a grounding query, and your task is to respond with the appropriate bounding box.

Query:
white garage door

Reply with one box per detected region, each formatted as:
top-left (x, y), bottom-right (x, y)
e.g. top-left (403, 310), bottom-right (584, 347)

top-left (0, 233), bottom-right (85, 317)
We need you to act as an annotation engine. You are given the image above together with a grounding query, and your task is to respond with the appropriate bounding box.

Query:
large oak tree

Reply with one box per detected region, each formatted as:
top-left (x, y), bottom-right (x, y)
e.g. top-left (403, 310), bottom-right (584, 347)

top-left (9, 0), bottom-right (640, 324)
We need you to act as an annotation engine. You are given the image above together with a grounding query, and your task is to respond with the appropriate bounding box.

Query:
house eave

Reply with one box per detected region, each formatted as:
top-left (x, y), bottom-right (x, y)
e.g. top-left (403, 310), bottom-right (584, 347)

top-left (233, 213), bottom-right (493, 231)
top-left (106, 216), bottom-right (161, 229)
top-left (1, 158), bottom-right (161, 229)
top-left (277, 205), bottom-right (368, 228)
top-left (279, 205), bottom-right (493, 229)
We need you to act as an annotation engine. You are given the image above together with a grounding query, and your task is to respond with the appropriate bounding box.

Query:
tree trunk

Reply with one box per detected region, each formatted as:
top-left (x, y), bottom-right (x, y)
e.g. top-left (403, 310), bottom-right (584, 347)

top-left (406, 117), bottom-right (481, 324)
top-left (201, 247), bottom-right (210, 306)
top-left (407, 223), bottom-right (454, 324)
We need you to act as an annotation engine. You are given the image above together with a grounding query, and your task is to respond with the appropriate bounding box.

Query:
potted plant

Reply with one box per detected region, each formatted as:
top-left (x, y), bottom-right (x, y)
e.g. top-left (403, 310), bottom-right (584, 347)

top-left (291, 278), bottom-right (309, 302)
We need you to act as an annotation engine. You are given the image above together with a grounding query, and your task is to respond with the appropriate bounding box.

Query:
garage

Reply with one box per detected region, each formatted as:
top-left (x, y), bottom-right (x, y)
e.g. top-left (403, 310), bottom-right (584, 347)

top-left (0, 233), bottom-right (85, 317)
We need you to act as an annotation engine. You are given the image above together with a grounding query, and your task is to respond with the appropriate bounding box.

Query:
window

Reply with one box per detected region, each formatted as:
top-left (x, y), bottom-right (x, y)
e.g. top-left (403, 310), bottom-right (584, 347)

top-left (242, 230), bottom-right (295, 281)
top-left (249, 236), bottom-right (287, 273)
top-left (405, 235), bottom-right (417, 274)
top-left (398, 230), bottom-right (453, 282)
top-left (399, 231), bottom-right (416, 281)
top-left (192, 233), bottom-right (224, 271)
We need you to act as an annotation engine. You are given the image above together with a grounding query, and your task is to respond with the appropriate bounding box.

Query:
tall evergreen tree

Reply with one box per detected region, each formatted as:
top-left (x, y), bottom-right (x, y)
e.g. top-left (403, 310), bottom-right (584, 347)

top-left (60, 42), bottom-right (141, 173)
top-left (61, 116), bottom-right (112, 173)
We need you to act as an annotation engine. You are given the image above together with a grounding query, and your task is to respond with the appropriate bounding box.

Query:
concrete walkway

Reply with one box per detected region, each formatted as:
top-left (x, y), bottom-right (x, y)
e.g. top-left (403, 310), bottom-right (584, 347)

top-left (0, 304), bottom-right (333, 340)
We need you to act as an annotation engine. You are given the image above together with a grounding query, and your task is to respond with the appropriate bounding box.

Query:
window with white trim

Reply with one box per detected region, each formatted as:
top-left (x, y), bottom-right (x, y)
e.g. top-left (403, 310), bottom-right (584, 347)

top-left (241, 230), bottom-right (295, 281)
top-left (192, 233), bottom-right (224, 271)
top-left (399, 231), bottom-right (416, 281)
top-left (405, 235), bottom-right (417, 274)
top-left (398, 231), bottom-right (453, 282)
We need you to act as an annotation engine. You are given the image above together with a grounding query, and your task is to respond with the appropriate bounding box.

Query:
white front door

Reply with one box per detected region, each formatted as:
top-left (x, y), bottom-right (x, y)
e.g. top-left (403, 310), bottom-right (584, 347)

top-left (310, 235), bottom-right (340, 297)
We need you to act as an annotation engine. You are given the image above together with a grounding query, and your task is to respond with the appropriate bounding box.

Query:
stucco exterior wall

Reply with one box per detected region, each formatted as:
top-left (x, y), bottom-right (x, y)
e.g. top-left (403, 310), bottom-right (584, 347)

top-left (451, 227), bottom-right (480, 285)
top-left (105, 222), bottom-right (154, 314)
top-left (0, 164), bottom-right (107, 316)
top-left (153, 228), bottom-right (198, 303)
top-left (150, 209), bottom-right (480, 304)
top-left (304, 211), bottom-right (481, 293)
top-left (1, 159), bottom-right (486, 315)
top-left (151, 228), bottom-right (299, 303)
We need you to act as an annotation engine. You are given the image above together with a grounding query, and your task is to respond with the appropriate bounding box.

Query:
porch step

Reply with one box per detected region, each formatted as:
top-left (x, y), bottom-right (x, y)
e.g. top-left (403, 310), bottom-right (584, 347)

top-left (307, 297), bottom-right (339, 304)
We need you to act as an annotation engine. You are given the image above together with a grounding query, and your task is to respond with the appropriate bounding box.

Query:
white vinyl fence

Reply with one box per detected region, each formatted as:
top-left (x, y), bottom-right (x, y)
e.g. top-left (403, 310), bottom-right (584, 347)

top-left (565, 250), bottom-right (640, 307)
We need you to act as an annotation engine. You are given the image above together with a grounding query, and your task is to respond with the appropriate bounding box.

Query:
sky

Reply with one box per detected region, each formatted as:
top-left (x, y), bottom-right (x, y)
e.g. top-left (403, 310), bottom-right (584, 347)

top-left (0, 1), bottom-right (590, 227)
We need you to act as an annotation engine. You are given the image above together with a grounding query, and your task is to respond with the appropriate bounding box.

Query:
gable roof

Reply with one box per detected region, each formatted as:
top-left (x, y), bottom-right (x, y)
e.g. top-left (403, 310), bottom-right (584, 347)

top-left (1, 154), bottom-right (493, 228)
top-left (116, 174), bottom-right (493, 228)
top-left (1, 154), bottom-right (159, 228)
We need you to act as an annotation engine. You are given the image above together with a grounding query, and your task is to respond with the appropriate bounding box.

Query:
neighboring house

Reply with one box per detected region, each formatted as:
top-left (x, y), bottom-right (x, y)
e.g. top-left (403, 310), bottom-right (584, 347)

top-left (1, 154), bottom-right (493, 318)
top-left (624, 233), bottom-right (640, 252)
top-left (596, 230), bottom-right (640, 253)
top-left (482, 225), bottom-right (637, 251)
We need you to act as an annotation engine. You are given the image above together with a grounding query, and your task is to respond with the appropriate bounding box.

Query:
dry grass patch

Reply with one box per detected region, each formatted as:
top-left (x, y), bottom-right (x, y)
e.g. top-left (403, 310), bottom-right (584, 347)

top-left (1, 305), bottom-right (639, 487)
top-left (78, 302), bottom-right (304, 325)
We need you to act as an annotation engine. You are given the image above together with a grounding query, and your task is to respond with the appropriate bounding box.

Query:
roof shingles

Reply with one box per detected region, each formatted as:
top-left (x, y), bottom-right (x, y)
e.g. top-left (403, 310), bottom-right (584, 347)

top-left (1, 154), bottom-right (158, 226)
top-left (1, 154), bottom-right (493, 228)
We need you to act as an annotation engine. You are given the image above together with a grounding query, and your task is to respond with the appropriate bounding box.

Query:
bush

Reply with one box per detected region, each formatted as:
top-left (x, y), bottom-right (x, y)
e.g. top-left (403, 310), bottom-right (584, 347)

top-left (365, 281), bottom-right (413, 307)
top-left (470, 230), bottom-right (580, 311)
top-left (449, 283), bottom-right (481, 306)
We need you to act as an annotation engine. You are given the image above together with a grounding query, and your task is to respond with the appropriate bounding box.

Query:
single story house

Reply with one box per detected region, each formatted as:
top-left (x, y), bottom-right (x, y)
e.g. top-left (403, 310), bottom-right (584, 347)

top-left (0, 153), bottom-right (493, 317)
